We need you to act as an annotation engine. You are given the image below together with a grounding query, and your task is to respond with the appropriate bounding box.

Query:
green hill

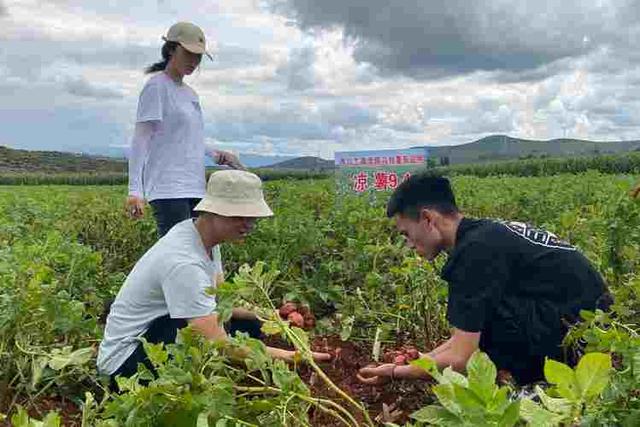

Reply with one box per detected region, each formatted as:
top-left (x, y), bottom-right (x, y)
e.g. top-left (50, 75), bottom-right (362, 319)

top-left (0, 145), bottom-right (126, 174)
top-left (427, 135), bottom-right (640, 165)
top-left (3, 135), bottom-right (640, 175)
top-left (264, 156), bottom-right (335, 171)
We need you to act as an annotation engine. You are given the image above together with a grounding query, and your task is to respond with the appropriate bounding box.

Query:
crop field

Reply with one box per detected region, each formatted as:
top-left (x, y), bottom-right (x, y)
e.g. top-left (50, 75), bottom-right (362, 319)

top-left (1, 172), bottom-right (640, 426)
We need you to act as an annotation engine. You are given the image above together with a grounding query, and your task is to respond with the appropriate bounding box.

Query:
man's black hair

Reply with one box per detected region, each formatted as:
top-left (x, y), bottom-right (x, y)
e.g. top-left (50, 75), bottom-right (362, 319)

top-left (386, 174), bottom-right (458, 219)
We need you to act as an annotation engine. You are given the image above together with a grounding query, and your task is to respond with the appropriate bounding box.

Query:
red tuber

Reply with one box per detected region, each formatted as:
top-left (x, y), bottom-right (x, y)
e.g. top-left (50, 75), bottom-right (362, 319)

top-left (287, 312), bottom-right (305, 328)
top-left (297, 305), bottom-right (311, 317)
top-left (279, 302), bottom-right (298, 319)
top-left (406, 348), bottom-right (420, 360)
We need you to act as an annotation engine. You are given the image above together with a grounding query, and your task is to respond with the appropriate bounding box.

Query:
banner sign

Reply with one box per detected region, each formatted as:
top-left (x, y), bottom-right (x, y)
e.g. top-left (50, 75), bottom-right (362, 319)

top-left (334, 148), bottom-right (428, 194)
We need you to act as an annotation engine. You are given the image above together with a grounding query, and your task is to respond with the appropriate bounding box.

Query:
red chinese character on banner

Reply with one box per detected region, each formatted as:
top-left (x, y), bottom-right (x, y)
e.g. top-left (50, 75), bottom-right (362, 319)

top-left (373, 157), bottom-right (381, 165)
top-left (402, 172), bottom-right (412, 182)
top-left (417, 155), bottom-right (425, 163)
top-left (389, 156), bottom-right (395, 165)
top-left (373, 172), bottom-right (388, 190)
top-left (353, 172), bottom-right (369, 193)
top-left (381, 157), bottom-right (388, 165)
top-left (402, 155), bottom-right (410, 164)
top-left (396, 155), bottom-right (403, 165)
top-left (388, 172), bottom-right (399, 189)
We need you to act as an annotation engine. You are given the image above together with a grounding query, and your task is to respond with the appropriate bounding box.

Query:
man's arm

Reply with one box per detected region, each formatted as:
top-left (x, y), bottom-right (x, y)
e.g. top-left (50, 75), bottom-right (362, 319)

top-left (395, 328), bottom-right (479, 378)
top-left (426, 336), bottom-right (453, 357)
top-left (231, 307), bottom-right (259, 320)
top-left (189, 313), bottom-right (286, 359)
top-left (189, 313), bottom-right (228, 341)
top-left (188, 313), bottom-right (330, 362)
top-left (428, 328), bottom-right (480, 371)
top-left (358, 329), bottom-right (480, 383)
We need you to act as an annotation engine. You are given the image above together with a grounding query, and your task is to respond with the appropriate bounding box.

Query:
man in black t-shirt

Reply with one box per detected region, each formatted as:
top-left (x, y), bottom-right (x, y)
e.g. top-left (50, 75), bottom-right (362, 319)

top-left (358, 175), bottom-right (611, 385)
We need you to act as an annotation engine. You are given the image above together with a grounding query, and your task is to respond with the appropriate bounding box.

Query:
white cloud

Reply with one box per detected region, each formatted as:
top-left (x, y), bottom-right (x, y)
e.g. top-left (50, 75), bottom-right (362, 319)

top-left (2, 0), bottom-right (157, 44)
top-left (0, 0), bottom-right (639, 158)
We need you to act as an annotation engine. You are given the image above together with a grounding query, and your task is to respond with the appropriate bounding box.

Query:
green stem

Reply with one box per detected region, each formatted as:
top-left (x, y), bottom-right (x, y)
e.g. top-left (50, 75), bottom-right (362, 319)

top-left (234, 385), bottom-right (280, 394)
top-left (616, 322), bottom-right (639, 337)
top-left (296, 395), bottom-right (359, 427)
top-left (13, 339), bottom-right (47, 357)
top-left (222, 416), bottom-right (258, 427)
top-left (29, 371), bottom-right (68, 402)
top-left (281, 394), bottom-right (296, 425)
top-left (283, 326), bottom-right (373, 426)
top-left (251, 267), bottom-right (373, 426)
top-left (234, 386), bottom-right (357, 427)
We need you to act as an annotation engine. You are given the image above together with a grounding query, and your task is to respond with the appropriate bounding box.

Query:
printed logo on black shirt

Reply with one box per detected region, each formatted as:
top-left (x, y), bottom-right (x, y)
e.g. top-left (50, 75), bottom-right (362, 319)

top-left (498, 220), bottom-right (575, 250)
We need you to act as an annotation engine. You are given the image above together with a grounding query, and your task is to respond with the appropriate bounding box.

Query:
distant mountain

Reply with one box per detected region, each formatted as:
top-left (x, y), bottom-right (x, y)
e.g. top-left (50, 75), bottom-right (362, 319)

top-left (232, 154), bottom-right (297, 168)
top-left (426, 135), bottom-right (640, 165)
top-left (0, 145), bottom-right (126, 173)
top-left (4, 135), bottom-right (640, 175)
top-left (0, 145), bottom-right (299, 173)
top-left (263, 156), bottom-right (335, 170)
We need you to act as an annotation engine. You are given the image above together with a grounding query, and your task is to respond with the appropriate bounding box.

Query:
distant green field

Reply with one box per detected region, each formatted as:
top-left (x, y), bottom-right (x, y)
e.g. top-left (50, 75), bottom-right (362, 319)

top-left (0, 169), bottom-right (332, 185)
top-left (430, 151), bottom-right (640, 177)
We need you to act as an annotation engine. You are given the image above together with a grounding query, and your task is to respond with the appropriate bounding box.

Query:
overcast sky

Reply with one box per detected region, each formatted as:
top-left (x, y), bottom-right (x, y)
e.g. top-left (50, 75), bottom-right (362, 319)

top-left (1, 0), bottom-right (639, 158)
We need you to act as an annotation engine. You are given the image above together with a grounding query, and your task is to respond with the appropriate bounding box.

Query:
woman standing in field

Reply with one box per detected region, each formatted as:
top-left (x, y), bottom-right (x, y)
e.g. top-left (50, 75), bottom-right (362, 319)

top-left (126, 21), bottom-right (243, 237)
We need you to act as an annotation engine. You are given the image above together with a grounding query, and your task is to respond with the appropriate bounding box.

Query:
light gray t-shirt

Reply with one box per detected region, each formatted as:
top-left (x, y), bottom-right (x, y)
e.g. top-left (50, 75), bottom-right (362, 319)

top-left (97, 219), bottom-right (223, 375)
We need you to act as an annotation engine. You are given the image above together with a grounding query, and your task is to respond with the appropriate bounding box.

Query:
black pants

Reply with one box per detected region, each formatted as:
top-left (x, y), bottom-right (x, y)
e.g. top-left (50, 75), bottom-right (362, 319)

top-left (109, 315), bottom-right (263, 391)
top-left (149, 198), bottom-right (201, 237)
top-left (483, 292), bottom-right (614, 385)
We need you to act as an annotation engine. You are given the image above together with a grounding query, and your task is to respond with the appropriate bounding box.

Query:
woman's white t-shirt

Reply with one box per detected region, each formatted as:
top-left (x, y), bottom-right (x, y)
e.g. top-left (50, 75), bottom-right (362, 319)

top-left (128, 72), bottom-right (207, 201)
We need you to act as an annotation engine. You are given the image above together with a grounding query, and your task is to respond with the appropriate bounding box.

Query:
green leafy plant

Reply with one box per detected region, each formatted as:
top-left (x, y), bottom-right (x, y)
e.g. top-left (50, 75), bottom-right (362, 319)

top-left (410, 352), bottom-right (520, 426)
top-left (519, 353), bottom-right (612, 426)
top-left (10, 406), bottom-right (61, 427)
top-left (92, 329), bottom-right (319, 426)
top-left (3, 172), bottom-right (640, 424)
top-left (214, 262), bottom-right (375, 427)
top-left (563, 309), bottom-right (640, 425)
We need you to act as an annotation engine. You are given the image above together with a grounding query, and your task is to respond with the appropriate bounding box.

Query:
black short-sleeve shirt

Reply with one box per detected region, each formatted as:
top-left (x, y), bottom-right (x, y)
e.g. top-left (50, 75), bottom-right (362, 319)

top-left (441, 218), bottom-right (610, 384)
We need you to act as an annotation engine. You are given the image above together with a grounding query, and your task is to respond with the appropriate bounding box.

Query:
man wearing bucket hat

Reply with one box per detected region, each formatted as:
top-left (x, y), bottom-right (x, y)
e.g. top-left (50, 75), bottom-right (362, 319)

top-left (126, 21), bottom-right (244, 237)
top-left (99, 171), bottom-right (331, 389)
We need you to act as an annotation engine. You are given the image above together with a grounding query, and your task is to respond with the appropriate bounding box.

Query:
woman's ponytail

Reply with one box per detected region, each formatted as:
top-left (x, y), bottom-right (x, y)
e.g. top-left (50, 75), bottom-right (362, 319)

top-left (145, 41), bottom-right (179, 74)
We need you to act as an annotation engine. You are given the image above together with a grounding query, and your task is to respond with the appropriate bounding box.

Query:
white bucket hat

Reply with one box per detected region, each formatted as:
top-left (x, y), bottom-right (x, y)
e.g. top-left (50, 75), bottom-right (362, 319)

top-left (194, 170), bottom-right (273, 217)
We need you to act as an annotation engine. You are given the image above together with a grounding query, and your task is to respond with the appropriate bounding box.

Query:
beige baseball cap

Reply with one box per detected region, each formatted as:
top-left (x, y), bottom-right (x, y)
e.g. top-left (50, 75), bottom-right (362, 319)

top-left (163, 22), bottom-right (212, 60)
top-left (194, 170), bottom-right (274, 217)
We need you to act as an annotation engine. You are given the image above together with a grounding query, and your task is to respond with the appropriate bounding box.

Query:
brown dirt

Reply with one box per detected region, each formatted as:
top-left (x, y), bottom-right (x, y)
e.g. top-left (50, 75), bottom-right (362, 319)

top-left (1, 396), bottom-right (81, 427)
top-left (301, 335), bottom-right (434, 426)
top-left (3, 335), bottom-right (434, 426)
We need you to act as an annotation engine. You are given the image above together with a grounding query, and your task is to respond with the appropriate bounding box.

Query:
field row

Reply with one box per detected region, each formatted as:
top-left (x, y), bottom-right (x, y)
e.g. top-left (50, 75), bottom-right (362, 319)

top-left (1, 173), bottom-right (640, 425)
